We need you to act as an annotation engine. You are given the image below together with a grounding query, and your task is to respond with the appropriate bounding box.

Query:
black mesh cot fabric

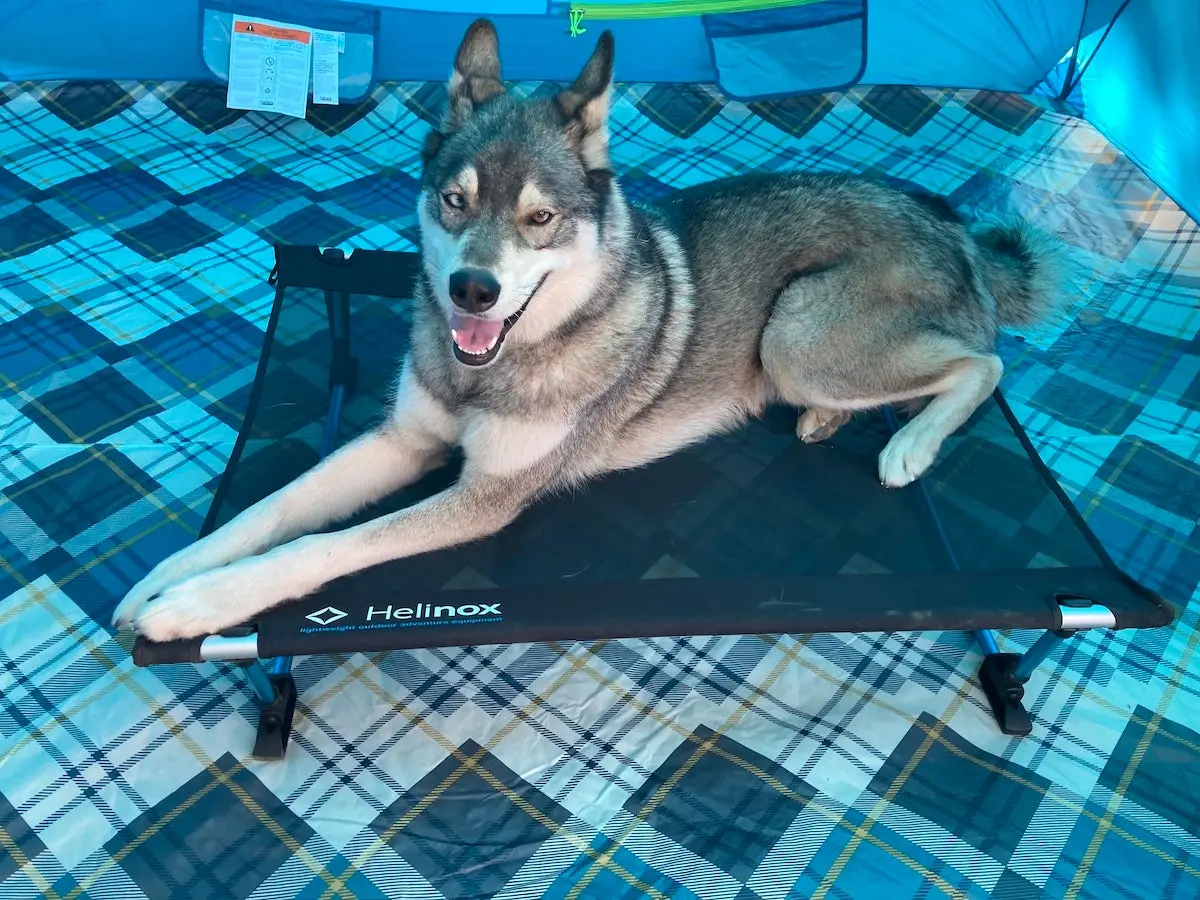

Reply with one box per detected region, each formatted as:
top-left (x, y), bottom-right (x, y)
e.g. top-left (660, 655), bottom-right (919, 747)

top-left (130, 246), bottom-right (1173, 749)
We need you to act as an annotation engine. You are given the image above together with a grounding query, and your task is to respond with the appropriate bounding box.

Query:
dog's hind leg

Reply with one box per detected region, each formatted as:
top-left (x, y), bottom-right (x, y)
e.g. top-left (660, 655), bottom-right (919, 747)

top-left (113, 367), bottom-right (454, 628)
top-left (796, 407), bottom-right (852, 443)
top-left (762, 285), bottom-right (1001, 487)
top-left (876, 353), bottom-right (1001, 487)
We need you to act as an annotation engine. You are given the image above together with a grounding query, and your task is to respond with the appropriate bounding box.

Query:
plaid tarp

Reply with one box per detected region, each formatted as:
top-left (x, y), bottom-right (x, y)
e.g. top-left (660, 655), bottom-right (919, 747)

top-left (0, 79), bottom-right (1197, 899)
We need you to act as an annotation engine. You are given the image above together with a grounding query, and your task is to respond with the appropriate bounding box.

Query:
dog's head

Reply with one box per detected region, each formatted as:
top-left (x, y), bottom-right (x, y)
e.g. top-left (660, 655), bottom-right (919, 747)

top-left (417, 19), bottom-right (617, 367)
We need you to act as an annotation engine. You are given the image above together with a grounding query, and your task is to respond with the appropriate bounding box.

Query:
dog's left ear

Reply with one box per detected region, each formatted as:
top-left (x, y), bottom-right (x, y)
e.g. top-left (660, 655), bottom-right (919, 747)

top-left (556, 31), bottom-right (614, 171)
top-left (444, 19), bottom-right (507, 133)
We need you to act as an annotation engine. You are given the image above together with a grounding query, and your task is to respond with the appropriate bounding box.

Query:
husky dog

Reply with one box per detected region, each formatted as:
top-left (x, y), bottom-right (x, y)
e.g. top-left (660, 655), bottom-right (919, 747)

top-left (114, 20), bottom-right (1062, 641)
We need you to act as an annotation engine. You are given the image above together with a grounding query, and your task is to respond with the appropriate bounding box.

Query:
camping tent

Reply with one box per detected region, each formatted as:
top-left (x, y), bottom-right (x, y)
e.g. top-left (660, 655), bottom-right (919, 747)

top-left (1, 3), bottom-right (1197, 899)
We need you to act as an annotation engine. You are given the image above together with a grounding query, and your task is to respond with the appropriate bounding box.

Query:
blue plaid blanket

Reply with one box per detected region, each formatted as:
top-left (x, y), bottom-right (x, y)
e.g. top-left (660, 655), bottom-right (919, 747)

top-left (1, 79), bottom-right (1197, 899)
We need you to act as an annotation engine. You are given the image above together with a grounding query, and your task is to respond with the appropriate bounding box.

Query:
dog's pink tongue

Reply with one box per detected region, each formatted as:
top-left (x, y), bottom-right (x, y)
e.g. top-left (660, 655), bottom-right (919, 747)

top-left (450, 313), bottom-right (503, 353)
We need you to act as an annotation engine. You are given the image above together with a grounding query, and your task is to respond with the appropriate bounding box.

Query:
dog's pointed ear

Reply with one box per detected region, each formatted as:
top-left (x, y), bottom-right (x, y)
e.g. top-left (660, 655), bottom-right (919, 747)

top-left (444, 19), bottom-right (506, 132)
top-left (556, 31), bottom-right (614, 170)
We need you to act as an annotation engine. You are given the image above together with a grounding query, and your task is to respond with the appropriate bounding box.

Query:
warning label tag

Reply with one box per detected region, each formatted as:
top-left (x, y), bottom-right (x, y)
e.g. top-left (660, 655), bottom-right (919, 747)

top-left (226, 16), bottom-right (312, 119)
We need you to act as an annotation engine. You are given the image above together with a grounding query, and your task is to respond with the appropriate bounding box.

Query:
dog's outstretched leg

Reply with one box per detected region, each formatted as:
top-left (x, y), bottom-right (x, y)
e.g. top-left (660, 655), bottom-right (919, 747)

top-left (112, 427), bottom-right (446, 628)
top-left (127, 470), bottom-right (540, 641)
top-left (877, 354), bottom-right (1001, 487)
top-left (113, 368), bottom-right (453, 628)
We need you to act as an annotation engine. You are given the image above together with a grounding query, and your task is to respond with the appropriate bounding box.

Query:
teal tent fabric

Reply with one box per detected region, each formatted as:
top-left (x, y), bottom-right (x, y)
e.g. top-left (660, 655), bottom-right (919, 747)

top-left (0, 0), bottom-right (1141, 92)
top-left (1042, 0), bottom-right (1200, 221)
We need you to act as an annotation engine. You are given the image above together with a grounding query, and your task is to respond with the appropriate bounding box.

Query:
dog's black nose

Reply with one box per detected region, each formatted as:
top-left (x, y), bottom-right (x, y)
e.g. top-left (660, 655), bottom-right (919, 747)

top-left (449, 268), bottom-right (501, 314)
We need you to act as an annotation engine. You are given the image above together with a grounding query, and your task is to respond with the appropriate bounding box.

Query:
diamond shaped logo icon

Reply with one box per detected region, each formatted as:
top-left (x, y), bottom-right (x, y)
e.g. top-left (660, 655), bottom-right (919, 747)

top-left (305, 606), bottom-right (347, 626)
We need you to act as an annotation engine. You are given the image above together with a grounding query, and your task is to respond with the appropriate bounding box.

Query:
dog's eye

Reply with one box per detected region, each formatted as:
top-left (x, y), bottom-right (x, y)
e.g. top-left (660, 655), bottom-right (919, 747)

top-left (530, 209), bottom-right (555, 225)
top-left (442, 191), bottom-right (466, 210)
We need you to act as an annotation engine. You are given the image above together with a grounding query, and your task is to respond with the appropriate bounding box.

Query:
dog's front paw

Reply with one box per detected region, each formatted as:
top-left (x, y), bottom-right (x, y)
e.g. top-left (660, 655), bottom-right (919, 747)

top-left (127, 548), bottom-right (318, 642)
top-left (113, 522), bottom-right (277, 629)
top-left (128, 566), bottom-right (251, 642)
top-left (878, 427), bottom-right (939, 488)
top-left (113, 559), bottom-right (193, 628)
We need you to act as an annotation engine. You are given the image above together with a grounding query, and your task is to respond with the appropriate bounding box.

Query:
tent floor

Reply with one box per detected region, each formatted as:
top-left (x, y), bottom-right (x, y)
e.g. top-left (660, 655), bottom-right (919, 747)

top-left (3, 80), bottom-right (1198, 899)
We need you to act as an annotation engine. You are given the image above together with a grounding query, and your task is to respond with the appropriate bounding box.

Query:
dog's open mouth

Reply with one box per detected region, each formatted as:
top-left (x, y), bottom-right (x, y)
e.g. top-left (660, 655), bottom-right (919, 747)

top-left (449, 275), bottom-right (547, 366)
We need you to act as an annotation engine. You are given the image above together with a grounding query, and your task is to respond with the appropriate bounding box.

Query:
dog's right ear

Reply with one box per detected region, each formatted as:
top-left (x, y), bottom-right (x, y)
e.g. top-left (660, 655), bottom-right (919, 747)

top-left (443, 19), bottom-right (506, 132)
top-left (555, 31), bottom-right (615, 171)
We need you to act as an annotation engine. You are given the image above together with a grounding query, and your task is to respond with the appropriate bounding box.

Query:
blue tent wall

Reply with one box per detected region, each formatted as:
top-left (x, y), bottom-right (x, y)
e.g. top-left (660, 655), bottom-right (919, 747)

top-left (860, 0), bottom-right (1123, 92)
top-left (0, 0), bottom-right (1119, 92)
top-left (1066, 0), bottom-right (1199, 222)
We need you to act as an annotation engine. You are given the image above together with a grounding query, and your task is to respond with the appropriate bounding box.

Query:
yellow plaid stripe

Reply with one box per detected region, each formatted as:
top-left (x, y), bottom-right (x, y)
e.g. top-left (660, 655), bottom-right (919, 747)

top-left (308, 643), bottom-right (673, 900)
top-left (0, 579), bottom-right (341, 896)
top-left (1065, 624), bottom-right (1200, 899)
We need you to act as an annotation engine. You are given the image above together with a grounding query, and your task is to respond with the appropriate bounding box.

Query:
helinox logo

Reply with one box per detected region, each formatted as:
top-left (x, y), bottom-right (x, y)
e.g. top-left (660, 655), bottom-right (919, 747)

top-left (365, 602), bottom-right (501, 622)
top-left (305, 606), bottom-right (348, 625)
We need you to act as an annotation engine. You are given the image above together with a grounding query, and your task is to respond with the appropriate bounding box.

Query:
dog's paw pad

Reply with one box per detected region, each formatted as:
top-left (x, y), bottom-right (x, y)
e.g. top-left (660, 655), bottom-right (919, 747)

top-left (878, 430), bottom-right (938, 488)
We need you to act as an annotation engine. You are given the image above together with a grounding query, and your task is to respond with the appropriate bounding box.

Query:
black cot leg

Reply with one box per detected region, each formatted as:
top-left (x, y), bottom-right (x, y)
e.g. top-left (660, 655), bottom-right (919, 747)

top-left (977, 600), bottom-right (1117, 736)
top-left (191, 633), bottom-right (297, 759)
top-left (226, 264), bottom-right (353, 759)
top-left (239, 660), bottom-right (298, 760)
top-left (978, 629), bottom-right (1069, 737)
top-left (878, 407), bottom-right (1123, 738)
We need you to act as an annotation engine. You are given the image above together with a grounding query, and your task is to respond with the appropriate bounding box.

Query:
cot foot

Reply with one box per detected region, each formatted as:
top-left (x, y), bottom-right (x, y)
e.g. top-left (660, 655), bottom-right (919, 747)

top-left (977, 625), bottom-right (1084, 737)
top-left (979, 653), bottom-right (1033, 736)
top-left (240, 661), bottom-right (298, 759)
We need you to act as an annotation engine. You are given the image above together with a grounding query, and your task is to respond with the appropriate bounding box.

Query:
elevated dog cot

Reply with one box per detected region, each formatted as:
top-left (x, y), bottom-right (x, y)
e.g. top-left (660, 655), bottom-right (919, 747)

top-left (131, 246), bottom-right (1175, 759)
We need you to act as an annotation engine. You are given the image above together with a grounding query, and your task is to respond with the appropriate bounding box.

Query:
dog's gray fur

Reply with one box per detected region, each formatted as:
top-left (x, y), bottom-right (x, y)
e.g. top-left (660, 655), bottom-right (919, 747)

top-left (115, 20), bottom-right (1063, 640)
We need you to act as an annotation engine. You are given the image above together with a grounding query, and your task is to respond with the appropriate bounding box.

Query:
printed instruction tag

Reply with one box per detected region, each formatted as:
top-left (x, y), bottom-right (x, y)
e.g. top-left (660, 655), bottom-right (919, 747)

top-left (227, 17), bottom-right (312, 119)
top-left (312, 30), bottom-right (341, 105)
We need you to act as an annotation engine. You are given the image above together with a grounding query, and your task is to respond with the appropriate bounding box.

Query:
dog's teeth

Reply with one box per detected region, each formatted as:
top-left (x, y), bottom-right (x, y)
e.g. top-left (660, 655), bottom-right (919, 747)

top-left (450, 325), bottom-right (501, 357)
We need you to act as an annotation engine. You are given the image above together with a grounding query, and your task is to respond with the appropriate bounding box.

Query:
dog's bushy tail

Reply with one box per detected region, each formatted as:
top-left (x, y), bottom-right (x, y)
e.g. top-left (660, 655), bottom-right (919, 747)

top-left (971, 219), bottom-right (1067, 329)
